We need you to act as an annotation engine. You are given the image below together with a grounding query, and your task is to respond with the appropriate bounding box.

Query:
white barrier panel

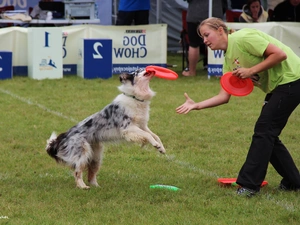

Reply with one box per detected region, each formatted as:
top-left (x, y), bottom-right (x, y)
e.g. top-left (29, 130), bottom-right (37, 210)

top-left (27, 28), bottom-right (63, 79)
top-left (208, 22), bottom-right (300, 77)
top-left (0, 51), bottom-right (12, 79)
top-left (0, 24), bottom-right (167, 76)
top-left (0, 27), bottom-right (27, 75)
top-left (77, 39), bottom-right (113, 79)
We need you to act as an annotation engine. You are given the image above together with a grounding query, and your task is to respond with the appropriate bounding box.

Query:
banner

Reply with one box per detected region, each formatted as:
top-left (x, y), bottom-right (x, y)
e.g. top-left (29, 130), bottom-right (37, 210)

top-left (208, 22), bottom-right (300, 77)
top-left (27, 27), bottom-right (63, 79)
top-left (0, 24), bottom-right (167, 76)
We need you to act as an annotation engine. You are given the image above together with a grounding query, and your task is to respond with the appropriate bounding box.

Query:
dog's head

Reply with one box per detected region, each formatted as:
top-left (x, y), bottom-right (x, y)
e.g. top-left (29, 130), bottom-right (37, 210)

top-left (118, 68), bottom-right (155, 101)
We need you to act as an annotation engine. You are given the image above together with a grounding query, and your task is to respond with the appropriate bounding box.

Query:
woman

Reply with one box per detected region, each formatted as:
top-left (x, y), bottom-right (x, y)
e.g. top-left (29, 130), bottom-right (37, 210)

top-left (176, 17), bottom-right (300, 197)
top-left (239, 0), bottom-right (269, 22)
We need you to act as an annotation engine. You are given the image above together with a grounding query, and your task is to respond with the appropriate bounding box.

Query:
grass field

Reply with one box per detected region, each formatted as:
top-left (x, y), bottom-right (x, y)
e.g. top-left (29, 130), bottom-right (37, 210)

top-left (1, 53), bottom-right (300, 224)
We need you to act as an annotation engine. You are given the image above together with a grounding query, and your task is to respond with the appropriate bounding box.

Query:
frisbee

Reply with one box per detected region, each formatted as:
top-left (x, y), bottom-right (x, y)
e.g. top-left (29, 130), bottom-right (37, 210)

top-left (150, 184), bottom-right (181, 191)
top-left (146, 65), bottom-right (178, 80)
top-left (220, 72), bottom-right (254, 96)
top-left (217, 178), bottom-right (268, 187)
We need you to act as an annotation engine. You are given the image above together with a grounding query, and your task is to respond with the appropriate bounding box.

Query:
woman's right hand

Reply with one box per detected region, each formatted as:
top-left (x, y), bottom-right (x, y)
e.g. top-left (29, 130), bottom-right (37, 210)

top-left (176, 93), bottom-right (196, 114)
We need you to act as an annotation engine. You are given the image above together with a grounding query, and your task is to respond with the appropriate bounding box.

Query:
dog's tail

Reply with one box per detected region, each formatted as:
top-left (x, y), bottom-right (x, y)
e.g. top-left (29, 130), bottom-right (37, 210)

top-left (45, 132), bottom-right (62, 163)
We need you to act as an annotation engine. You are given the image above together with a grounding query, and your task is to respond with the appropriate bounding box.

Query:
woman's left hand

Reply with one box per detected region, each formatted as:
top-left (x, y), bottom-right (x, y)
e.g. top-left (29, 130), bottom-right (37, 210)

top-left (176, 93), bottom-right (196, 114)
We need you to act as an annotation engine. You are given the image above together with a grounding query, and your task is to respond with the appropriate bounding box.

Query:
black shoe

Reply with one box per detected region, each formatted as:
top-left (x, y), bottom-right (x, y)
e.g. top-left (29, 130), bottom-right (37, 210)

top-left (279, 183), bottom-right (289, 191)
top-left (278, 183), bottom-right (300, 191)
top-left (236, 187), bottom-right (258, 197)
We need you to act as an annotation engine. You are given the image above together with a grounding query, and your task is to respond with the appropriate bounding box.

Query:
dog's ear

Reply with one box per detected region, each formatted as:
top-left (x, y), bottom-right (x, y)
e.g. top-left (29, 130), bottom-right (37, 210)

top-left (119, 73), bottom-right (135, 84)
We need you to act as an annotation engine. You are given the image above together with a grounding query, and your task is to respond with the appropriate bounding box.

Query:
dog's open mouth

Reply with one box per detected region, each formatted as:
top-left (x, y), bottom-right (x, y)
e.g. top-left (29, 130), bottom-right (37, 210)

top-left (144, 71), bottom-right (154, 77)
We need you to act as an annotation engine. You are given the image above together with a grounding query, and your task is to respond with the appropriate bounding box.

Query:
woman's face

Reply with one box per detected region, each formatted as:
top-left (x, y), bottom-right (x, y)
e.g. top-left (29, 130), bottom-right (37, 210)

top-left (199, 24), bottom-right (224, 50)
top-left (250, 1), bottom-right (261, 19)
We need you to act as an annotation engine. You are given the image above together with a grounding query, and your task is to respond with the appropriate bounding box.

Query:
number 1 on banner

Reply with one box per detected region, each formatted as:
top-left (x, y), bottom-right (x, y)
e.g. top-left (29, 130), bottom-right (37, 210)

top-left (44, 32), bottom-right (50, 47)
top-left (92, 42), bottom-right (103, 59)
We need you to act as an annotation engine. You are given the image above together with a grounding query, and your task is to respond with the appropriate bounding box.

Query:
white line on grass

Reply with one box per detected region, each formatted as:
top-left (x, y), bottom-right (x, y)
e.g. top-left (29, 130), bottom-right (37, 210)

top-left (163, 154), bottom-right (220, 178)
top-left (0, 88), bottom-right (78, 123)
top-left (265, 194), bottom-right (296, 212)
top-left (0, 88), bottom-right (296, 212)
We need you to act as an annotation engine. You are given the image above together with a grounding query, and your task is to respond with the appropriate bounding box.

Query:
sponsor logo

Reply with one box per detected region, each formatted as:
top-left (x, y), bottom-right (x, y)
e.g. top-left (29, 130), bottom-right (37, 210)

top-left (39, 58), bottom-right (57, 71)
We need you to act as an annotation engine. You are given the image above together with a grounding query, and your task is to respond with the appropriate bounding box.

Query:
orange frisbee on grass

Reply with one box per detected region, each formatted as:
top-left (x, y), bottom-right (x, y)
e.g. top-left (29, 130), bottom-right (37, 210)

top-left (220, 72), bottom-right (254, 96)
top-left (146, 65), bottom-right (178, 80)
top-left (217, 178), bottom-right (268, 187)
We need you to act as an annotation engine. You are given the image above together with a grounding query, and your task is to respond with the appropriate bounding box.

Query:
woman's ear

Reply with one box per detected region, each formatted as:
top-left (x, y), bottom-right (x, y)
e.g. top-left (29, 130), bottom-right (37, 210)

top-left (218, 26), bottom-right (224, 36)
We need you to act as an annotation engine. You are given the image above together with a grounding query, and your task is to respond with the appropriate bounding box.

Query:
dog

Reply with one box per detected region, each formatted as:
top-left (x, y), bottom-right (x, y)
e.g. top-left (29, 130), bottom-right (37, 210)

top-left (45, 68), bottom-right (166, 189)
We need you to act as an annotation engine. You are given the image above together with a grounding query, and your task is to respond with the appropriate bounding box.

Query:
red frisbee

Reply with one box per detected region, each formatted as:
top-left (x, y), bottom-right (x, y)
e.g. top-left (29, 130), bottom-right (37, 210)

top-left (217, 178), bottom-right (268, 187)
top-left (146, 65), bottom-right (178, 80)
top-left (220, 72), bottom-right (254, 96)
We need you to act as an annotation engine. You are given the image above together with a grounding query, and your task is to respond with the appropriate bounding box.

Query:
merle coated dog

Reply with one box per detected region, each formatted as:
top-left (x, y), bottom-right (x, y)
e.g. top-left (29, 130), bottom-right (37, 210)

top-left (45, 69), bottom-right (166, 189)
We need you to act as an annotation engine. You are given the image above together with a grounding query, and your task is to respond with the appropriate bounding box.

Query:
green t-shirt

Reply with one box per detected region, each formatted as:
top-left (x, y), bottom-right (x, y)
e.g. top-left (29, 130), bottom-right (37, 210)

top-left (223, 28), bottom-right (300, 93)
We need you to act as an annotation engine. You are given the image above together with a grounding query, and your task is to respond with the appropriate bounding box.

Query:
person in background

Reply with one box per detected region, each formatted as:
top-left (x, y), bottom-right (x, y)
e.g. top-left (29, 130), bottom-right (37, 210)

top-left (227, 0), bottom-right (268, 12)
top-left (176, 17), bottom-right (300, 197)
top-left (267, 0), bottom-right (284, 10)
top-left (182, 0), bottom-right (223, 77)
top-left (30, 0), bottom-right (53, 19)
top-left (116, 0), bottom-right (150, 25)
top-left (267, 0), bottom-right (284, 17)
top-left (271, 0), bottom-right (300, 21)
top-left (239, 0), bottom-right (269, 22)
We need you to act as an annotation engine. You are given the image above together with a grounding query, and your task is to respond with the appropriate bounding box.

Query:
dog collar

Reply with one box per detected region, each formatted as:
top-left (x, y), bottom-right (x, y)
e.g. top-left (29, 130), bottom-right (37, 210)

top-left (123, 93), bottom-right (144, 102)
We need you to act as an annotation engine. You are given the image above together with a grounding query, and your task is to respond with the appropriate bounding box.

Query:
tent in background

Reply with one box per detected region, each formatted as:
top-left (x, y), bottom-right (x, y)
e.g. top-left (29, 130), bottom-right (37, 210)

top-left (148, 0), bottom-right (213, 51)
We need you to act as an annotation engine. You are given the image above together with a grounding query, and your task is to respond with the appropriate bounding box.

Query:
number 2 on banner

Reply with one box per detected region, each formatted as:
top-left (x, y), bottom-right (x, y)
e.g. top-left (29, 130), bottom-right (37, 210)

top-left (92, 42), bottom-right (103, 59)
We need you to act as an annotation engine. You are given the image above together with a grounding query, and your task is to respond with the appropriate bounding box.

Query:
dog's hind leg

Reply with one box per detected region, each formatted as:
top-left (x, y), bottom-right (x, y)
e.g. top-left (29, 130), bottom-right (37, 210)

top-left (74, 167), bottom-right (90, 190)
top-left (73, 141), bottom-right (93, 189)
top-left (88, 142), bottom-right (104, 187)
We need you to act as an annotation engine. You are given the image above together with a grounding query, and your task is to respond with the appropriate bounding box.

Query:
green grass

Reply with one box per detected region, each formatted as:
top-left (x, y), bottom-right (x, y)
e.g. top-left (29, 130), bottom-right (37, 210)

top-left (0, 53), bottom-right (300, 224)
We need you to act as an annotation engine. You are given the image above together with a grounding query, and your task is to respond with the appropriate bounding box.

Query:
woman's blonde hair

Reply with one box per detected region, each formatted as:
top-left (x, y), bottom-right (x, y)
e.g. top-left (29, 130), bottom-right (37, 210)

top-left (198, 17), bottom-right (235, 37)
